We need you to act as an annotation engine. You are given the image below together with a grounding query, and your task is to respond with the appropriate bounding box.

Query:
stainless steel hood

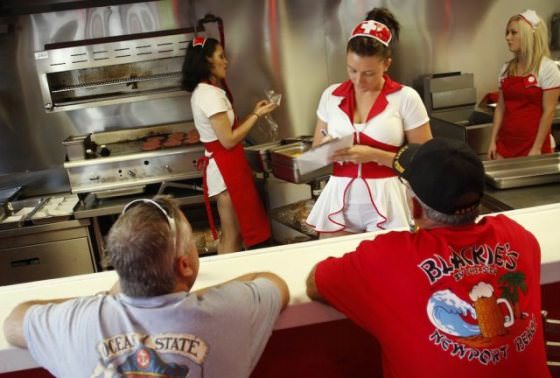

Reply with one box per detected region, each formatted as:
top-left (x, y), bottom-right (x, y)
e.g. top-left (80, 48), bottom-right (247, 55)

top-left (35, 28), bottom-right (198, 112)
top-left (0, 0), bottom-right (157, 16)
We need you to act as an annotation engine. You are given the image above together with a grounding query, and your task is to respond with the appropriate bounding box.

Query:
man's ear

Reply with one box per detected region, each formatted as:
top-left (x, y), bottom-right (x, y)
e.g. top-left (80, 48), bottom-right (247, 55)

top-left (176, 255), bottom-right (194, 278)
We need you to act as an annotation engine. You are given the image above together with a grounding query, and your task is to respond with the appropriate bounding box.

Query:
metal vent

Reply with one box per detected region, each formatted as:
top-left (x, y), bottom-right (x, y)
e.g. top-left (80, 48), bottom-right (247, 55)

top-left (35, 30), bottom-right (200, 112)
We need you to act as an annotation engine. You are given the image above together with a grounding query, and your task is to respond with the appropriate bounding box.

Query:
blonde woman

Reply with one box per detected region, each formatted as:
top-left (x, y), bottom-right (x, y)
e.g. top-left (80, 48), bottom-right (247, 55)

top-left (488, 9), bottom-right (560, 159)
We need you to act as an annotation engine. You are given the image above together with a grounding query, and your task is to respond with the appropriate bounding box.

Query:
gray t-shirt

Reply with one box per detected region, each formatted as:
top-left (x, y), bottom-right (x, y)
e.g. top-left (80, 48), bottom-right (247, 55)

top-left (24, 278), bottom-right (282, 378)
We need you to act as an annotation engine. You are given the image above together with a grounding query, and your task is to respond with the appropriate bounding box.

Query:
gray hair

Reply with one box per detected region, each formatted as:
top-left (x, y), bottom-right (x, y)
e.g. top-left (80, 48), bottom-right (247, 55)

top-left (107, 196), bottom-right (182, 297)
top-left (412, 189), bottom-right (479, 226)
top-left (422, 203), bottom-right (479, 225)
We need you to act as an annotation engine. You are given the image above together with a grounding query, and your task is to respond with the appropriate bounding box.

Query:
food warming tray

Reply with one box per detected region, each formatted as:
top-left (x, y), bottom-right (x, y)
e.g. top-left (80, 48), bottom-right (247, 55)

top-left (244, 136), bottom-right (314, 173)
top-left (483, 153), bottom-right (560, 189)
top-left (244, 141), bottom-right (282, 173)
top-left (0, 194), bottom-right (80, 229)
top-left (270, 142), bottom-right (332, 183)
top-left (29, 194), bottom-right (79, 225)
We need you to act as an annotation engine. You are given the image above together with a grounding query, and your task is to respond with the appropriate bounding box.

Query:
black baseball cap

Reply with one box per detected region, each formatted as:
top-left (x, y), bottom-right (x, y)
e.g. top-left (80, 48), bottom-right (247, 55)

top-left (392, 138), bottom-right (484, 215)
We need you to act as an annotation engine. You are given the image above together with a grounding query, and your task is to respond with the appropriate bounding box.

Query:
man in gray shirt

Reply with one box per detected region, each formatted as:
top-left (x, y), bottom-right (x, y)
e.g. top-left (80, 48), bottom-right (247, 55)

top-left (4, 196), bottom-right (289, 378)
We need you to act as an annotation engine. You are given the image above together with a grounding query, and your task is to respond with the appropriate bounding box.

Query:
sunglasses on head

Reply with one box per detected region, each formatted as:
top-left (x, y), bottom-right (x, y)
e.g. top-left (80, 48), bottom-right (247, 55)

top-left (122, 198), bottom-right (176, 247)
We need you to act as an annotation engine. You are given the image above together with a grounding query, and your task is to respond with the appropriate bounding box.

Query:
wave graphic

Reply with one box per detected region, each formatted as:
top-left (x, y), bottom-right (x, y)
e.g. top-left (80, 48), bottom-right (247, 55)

top-left (427, 290), bottom-right (480, 337)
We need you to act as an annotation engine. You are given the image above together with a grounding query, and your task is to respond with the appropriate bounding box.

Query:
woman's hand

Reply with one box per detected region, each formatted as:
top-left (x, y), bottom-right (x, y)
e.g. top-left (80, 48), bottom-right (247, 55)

top-left (528, 146), bottom-right (542, 156)
top-left (331, 145), bottom-right (377, 164)
top-left (317, 129), bottom-right (333, 145)
top-left (487, 140), bottom-right (498, 160)
top-left (252, 100), bottom-right (278, 118)
top-left (319, 134), bottom-right (333, 145)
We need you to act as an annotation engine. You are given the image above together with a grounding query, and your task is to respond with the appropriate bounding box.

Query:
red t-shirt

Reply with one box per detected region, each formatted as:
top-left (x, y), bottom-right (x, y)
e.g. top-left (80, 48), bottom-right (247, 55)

top-left (315, 214), bottom-right (550, 378)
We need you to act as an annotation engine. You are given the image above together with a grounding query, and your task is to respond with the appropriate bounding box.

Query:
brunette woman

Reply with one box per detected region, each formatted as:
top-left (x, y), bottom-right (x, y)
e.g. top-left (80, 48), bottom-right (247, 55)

top-left (306, 16), bottom-right (432, 238)
top-left (182, 36), bottom-right (278, 253)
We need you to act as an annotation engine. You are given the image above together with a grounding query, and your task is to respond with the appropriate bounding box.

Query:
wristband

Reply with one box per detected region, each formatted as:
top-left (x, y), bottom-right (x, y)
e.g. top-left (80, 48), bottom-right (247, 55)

top-left (252, 112), bottom-right (260, 120)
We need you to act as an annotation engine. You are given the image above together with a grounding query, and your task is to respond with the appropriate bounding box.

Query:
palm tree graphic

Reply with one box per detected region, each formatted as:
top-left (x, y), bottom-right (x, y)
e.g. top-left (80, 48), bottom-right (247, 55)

top-left (499, 272), bottom-right (527, 319)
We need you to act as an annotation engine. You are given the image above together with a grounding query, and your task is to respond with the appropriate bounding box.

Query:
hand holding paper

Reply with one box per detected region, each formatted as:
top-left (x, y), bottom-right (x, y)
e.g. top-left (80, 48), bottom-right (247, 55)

top-left (295, 134), bottom-right (354, 175)
top-left (331, 144), bottom-right (379, 164)
top-left (318, 128), bottom-right (334, 145)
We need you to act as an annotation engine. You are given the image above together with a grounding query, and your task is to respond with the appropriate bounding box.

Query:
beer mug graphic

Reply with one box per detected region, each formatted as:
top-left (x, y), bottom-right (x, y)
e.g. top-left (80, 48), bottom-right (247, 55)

top-left (469, 282), bottom-right (514, 337)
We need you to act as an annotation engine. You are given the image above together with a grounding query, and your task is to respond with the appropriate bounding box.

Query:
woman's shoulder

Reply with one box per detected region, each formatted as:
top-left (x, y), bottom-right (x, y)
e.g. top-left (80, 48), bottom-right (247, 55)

top-left (538, 56), bottom-right (559, 72)
top-left (537, 56), bottom-right (560, 88)
top-left (192, 83), bottom-right (226, 102)
top-left (193, 82), bottom-right (224, 95)
top-left (398, 84), bottom-right (416, 95)
top-left (395, 85), bottom-right (423, 103)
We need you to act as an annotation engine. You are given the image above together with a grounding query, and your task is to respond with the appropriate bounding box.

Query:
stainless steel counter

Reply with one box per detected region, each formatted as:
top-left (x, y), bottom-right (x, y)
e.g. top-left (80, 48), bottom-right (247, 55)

top-left (0, 186), bottom-right (211, 286)
top-left (0, 218), bottom-right (95, 285)
top-left (2, 203), bottom-right (560, 373)
top-left (483, 182), bottom-right (560, 211)
top-left (74, 193), bottom-right (206, 218)
top-left (0, 218), bottom-right (89, 238)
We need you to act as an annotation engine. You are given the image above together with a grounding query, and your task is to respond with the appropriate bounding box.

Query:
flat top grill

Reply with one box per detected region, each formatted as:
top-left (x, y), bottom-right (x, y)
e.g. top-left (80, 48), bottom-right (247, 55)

top-left (100, 140), bottom-right (141, 157)
top-left (91, 132), bottom-right (199, 158)
top-left (63, 122), bottom-right (205, 196)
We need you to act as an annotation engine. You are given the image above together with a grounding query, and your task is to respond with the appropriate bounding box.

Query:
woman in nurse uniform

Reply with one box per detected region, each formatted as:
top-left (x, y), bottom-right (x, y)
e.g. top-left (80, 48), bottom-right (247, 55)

top-left (306, 16), bottom-right (432, 238)
top-left (182, 37), bottom-right (278, 253)
top-left (488, 9), bottom-right (560, 159)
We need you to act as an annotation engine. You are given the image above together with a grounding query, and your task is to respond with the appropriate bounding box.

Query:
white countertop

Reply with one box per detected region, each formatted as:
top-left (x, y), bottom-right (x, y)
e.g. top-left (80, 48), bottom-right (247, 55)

top-left (1, 203), bottom-right (559, 372)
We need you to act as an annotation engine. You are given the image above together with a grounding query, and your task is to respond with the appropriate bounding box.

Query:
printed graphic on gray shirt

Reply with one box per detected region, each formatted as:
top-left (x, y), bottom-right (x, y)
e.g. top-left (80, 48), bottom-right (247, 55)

top-left (92, 332), bottom-right (209, 377)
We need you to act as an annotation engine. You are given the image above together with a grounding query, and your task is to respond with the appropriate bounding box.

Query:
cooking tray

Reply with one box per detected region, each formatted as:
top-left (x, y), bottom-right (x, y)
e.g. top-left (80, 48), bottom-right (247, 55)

top-left (30, 194), bottom-right (79, 225)
top-left (244, 136), bottom-right (315, 173)
top-left (270, 142), bottom-right (332, 183)
top-left (0, 197), bottom-right (46, 230)
top-left (483, 153), bottom-right (560, 189)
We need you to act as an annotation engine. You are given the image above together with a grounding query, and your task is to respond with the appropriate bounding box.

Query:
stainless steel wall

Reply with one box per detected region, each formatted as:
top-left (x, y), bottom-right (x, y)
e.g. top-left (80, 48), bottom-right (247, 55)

top-left (0, 0), bottom-right (558, 191)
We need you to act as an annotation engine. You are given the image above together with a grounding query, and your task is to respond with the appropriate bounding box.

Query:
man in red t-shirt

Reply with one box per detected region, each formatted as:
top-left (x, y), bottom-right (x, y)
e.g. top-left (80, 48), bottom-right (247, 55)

top-left (306, 138), bottom-right (550, 378)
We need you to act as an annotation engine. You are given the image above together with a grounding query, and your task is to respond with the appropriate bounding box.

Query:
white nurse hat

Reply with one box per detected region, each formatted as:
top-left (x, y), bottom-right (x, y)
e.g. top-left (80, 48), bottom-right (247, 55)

top-left (349, 20), bottom-right (392, 47)
top-left (519, 9), bottom-right (541, 29)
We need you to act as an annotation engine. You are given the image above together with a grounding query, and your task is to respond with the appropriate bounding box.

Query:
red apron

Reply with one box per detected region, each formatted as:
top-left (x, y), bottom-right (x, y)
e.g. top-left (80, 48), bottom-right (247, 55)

top-left (497, 75), bottom-right (551, 157)
top-left (198, 140), bottom-right (271, 248)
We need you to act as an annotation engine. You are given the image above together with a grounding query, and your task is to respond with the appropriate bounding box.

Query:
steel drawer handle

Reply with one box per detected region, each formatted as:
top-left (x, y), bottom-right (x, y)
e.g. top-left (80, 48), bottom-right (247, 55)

top-left (11, 257), bottom-right (40, 268)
